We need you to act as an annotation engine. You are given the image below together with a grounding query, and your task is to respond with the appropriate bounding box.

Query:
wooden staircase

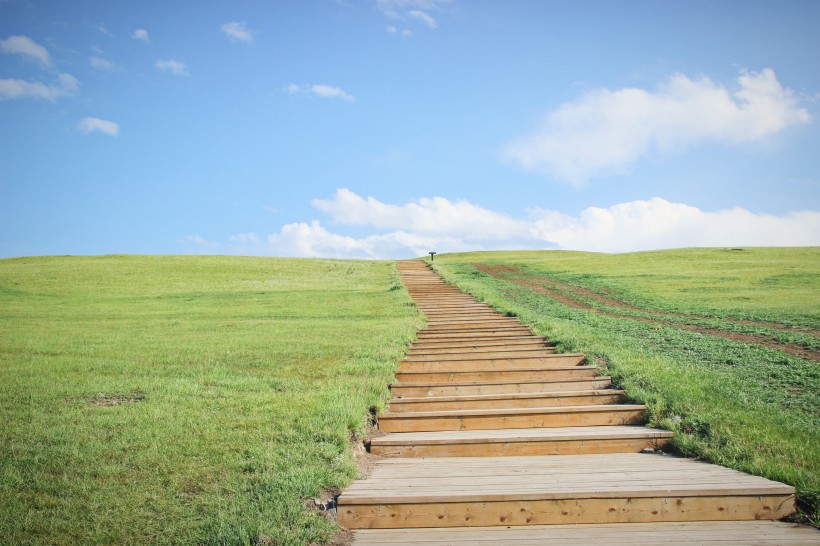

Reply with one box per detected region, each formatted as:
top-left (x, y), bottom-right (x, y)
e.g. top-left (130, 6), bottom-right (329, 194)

top-left (337, 260), bottom-right (807, 543)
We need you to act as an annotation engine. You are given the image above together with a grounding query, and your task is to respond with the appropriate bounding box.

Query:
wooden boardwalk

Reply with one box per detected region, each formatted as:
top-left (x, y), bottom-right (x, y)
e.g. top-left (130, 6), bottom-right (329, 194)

top-left (337, 260), bottom-right (815, 544)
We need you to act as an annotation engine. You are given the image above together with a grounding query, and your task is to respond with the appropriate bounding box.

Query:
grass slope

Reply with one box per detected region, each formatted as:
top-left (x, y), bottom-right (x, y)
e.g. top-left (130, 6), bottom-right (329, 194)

top-left (432, 248), bottom-right (820, 524)
top-left (0, 255), bottom-right (423, 545)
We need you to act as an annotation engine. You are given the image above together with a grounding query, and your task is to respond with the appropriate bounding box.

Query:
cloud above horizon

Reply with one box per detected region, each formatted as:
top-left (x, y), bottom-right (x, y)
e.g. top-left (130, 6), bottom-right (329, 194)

top-left (221, 21), bottom-right (255, 43)
top-left (377, 0), bottom-right (450, 31)
top-left (155, 59), bottom-right (189, 76)
top-left (506, 68), bottom-right (812, 186)
top-left (132, 29), bottom-right (150, 42)
top-left (1, 35), bottom-right (51, 66)
top-left (0, 73), bottom-right (78, 101)
top-left (184, 189), bottom-right (820, 259)
top-left (286, 83), bottom-right (355, 101)
top-left (78, 117), bottom-right (119, 136)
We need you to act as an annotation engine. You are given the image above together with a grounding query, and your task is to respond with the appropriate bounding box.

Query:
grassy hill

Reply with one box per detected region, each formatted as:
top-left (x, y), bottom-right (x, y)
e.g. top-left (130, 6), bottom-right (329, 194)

top-left (1, 249), bottom-right (817, 544)
top-left (431, 247), bottom-right (819, 524)
top-left (0, 255), bottom-right (423, 544)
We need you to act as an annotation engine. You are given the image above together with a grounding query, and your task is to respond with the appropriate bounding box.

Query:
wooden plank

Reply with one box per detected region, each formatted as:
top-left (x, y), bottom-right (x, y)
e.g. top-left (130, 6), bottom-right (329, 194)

top-left (339, 495), bottom-right (795, 529)
top-left (371, 437), bottom-right (668, 457)
top-left (411, 336), bottom-right (549, 346)
top-left (351, 521), bottom-right (820, 545)
top-left (411, 336), bottom-right (544, 347)
top-left (372, 426), bottom-right (672, 445)
top-left (408, 345), bottom-right (555, 356)
top-left (395, 366), bottom-right (598, 384)
top-left (398, 354), bottom-right (585, 371)
top-left (390, 377), bottom-right (613, 397)
top-left (387, 390), bottom-right (624, 412)
top-left (377, 404), bottom-right (647, 432)
top-left (404, 348), bottom-right (564, 361)
top-left (370, 426), bottom-right (673, 457)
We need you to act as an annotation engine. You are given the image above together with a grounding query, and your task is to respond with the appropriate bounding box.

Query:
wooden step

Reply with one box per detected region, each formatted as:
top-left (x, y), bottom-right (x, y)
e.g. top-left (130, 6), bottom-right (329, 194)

top-left (411, 337), bottom-right (550, 350)
top-left (378, 404), bottom-right (647, 432)
top-left (416, 327), bottom-right (533, 339)
top-left (387, 390), bottom-right (624, 413)
top-left (395, 365), bottom-right (599, 384)
top-left (422, 308), bottom-right (499, 316)
top-left (351, 521), bottom-right (819, 545)
top-left (408, 346), bottom-right (556, 357)
top-left (426, 321), bottom-right (523, 330)
top-left (391, 377), bottom-right (613, 398)
top-left (412, 335), bottom-right (545, 346)
top-left (370, 425), bottom-right (672, 457)
top-left (337, 453), bottom-right (796, 529)
top-left (400, 353), bottom-right (584, 370)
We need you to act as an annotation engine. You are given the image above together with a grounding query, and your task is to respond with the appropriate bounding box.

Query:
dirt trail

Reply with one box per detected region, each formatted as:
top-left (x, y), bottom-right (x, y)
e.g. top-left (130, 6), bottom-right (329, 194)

top-left (475, 264), bottom-right (820, 363)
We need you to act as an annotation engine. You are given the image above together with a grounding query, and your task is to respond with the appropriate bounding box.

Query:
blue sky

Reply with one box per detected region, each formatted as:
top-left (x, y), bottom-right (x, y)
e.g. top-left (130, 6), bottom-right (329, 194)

top-left (2, 0), bottom-right (819, 258)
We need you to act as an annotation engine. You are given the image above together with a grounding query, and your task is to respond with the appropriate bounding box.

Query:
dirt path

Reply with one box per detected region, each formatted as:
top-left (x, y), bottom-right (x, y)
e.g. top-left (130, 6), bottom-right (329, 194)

top-left (475, 264), bottom-right (820, 363)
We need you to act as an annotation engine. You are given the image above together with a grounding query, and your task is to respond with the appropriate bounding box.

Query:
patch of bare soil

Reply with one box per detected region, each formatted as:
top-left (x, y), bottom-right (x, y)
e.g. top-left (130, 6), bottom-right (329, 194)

top-left (89, 390), bottom-right (145, 407)
top-left (476, 264), bottom-right (820, 362)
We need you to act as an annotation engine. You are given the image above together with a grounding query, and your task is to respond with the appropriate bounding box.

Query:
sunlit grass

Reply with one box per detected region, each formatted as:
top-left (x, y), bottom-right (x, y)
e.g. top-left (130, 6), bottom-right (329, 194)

top-left (0, 255), bottom-right (423, 545)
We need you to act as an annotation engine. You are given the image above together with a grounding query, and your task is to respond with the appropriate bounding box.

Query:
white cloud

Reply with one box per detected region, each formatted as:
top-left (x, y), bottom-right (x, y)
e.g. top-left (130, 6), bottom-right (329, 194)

top-left (95, 23), bottom-right (113, 37)
top-left (90, 56), bottom-right (115, 70)
top-left (408, 9), bottom-right (436, 28)
top-left (1, 35), bottom-right (50, 66)
top-left (78, 117), bottom-right (119, 136)
top-left (313, 188), bottom-right (526, 239)
top-left (506, 68), bottom-right (812, 187)
top-left (221, 21), bottom-right (255, 43)
top-left (184, 190), bottom-right (820, 259)
top-left (287, 83), bottom-right (355, 101)
top-left (376, 0), bottom-right (449, 29)
top-left (132, 29), bottom-right (150, 42)
top-left (0, 73), bottom-right (78, 101)
top-left (529, 199), bottom-right (820, 253)
top-left (310, 84), bottom-right (354, 101)
top-left (156, 59), bottom-right (189, 76)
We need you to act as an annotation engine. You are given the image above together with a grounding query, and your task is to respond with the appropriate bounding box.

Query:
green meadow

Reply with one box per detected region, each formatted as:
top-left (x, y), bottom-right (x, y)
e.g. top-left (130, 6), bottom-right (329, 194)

top-left (431, 247), bottom-right (820, 524)
top-left (0, 255), bottom-right (423, 545)
top-left (2, 249), bottom-right (818, 544)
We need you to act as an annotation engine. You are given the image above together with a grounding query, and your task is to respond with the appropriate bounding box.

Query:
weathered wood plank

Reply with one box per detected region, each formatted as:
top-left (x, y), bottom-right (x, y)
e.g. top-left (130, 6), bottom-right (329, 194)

top-left (377, 404), bottom-right (647, 432)
top-left (351, 521), bottom-right (820, 545)
top-left (387, 390), bottom-right (624, 412)
top-left (398, 353), bottom-right (585, 371)
top-left (395, 365), bottom-right (598, 384)
top-left (390, 377), bottom-right (613, 397)
top-left (403, 349), bottom-right (571, 362)
top-left (339, 495), bottom-right (795, 529)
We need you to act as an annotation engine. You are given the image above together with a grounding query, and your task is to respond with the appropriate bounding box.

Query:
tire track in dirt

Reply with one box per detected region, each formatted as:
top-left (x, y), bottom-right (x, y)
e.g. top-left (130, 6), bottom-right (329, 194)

top-left (475, 264), bottom-right (820, 363)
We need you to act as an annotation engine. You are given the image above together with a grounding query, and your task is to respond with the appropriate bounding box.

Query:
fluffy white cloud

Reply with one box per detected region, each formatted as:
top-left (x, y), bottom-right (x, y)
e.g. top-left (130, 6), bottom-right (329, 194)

top-left (156, 59), bottom-right (189, 76)
top-left (0, 73), bottom-right (78, 101)
top-left (1, 35), bottom-right (50, 65)
top-left (221, 21), bottom-right (255, 43)
top-left (132, 29), bottom-right (150, 42)
top-left (286, 83), bottom-right (355, 101)
top-left (313, 188), bottom-right (526, 239)
top-left (408, 9), bottom-right (437, 28)
top-left (530, 198), bottom-right (820, 252)
top-left (184, 190), bottom-right (820, 259)
top-left (78, 117), bottom-right (119, 136)
top-left (506, 69), bottom-right (812, 186)
top-left (90, 56), bottom-right (115, 70)
top-left (376, 0), bottom-right (449, 29)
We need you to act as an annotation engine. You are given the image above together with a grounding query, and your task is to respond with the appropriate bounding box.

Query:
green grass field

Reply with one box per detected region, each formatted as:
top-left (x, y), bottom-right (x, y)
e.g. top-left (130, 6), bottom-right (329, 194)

top-left (2, 249), bottom-right (818, 544)
top-left (431, 247), bottom-right (820, 524)
top-left (0, 255), bottom-right (423, 545)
